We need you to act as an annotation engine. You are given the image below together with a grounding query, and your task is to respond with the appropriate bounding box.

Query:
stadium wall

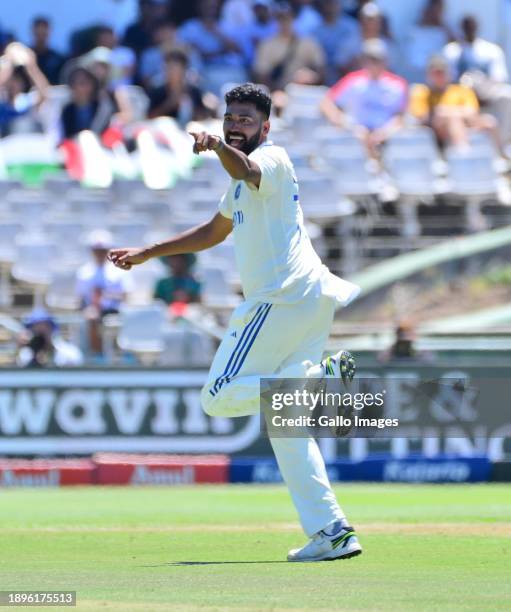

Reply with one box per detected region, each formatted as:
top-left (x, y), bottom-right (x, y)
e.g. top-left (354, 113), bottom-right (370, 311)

top-left (0, 365), bottom-right (509, 461)
top-left (0, 454), bottom-right (494, 487)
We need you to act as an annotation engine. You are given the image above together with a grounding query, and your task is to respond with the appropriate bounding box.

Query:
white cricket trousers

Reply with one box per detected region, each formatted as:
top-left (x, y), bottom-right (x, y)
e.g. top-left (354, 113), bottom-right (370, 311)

top-left (201, 290), bottom-right (345, 536)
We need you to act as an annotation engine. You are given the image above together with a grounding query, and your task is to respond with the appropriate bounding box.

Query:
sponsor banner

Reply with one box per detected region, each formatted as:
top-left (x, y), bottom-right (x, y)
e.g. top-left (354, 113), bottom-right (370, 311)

top-left (369, 456), bottom-right (490, 483)
top-left (229, 456), bottom-right (491, 484)
top-left (0, 459), bottom-right (95, 487)
top-left (0, 370), bottom-right (261, 456)
top-left (229, 458), bottom-right (346, 484)
top-left (94, 453), bottom-right (229, 485)
top-left (0, 366), bottom-right (509, 460)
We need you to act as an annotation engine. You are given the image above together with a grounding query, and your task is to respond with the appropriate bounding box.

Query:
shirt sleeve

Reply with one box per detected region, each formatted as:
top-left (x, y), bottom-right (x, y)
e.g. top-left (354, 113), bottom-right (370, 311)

top-left (462, 87), bottom-right (479, 111)
top-left (75, 268), bottom-right (89, 304)
top-left (326, 73), bottom-right (355, 108)
top-left (254, 40), bottom-right (274, 76)
top-left (218, 188), bottom-right (233, 219)
top-left (489, 47), bottom-right (509, 83)
top-left (396, 79), bottom-right (408, 114)
top-left (443, 86), bottom-right (479, 111)
top-left (246, 145), bottom-right (281, 197)
top-left (408, 84), bottom-right (430, 119)
top-left (302, 38), bottom-right (326, 70)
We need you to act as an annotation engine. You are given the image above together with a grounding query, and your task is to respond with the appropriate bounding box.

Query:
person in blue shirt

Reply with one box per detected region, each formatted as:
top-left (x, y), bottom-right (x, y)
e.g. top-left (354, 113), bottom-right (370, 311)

top-left (178, 0), bottom-right (249, 94)
top-left (312, 0), bottom-right (361, 84)
top-left (247, 0), bottom-right (279, 52)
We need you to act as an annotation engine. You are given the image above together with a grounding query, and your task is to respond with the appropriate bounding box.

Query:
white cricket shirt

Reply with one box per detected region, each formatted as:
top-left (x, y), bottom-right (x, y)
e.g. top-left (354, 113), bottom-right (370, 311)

top-left (218, 141), bottom-right (360, 306)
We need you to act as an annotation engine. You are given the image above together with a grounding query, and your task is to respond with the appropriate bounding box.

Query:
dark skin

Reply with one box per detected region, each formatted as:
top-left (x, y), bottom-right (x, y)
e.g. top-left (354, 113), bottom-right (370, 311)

top-left (461, 15), bottom-right (477, 43)
top-left (108, 101), bottom-right (270, 270)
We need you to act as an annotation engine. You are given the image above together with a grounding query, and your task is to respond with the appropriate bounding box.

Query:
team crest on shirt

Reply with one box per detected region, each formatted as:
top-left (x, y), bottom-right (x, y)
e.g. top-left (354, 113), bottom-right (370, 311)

top-left (234, 183), bottom-right (241, 199)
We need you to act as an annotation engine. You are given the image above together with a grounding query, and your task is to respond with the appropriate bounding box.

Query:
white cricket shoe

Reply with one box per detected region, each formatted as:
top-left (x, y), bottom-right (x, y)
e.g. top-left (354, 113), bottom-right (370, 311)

top-left (321, 350), bottom-right (356, 385)
top-left (287, 523), bottom-right (362, 562)
top-left (319, 350), bottom-right (357, 436)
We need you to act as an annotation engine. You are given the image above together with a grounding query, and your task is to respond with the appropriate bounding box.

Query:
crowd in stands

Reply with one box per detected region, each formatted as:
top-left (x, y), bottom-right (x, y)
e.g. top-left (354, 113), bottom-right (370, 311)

top-left (15, 228), bottom-right (203, 366)
top-left (1, 0), bottom-right (511, 366)
top-left (0, 0), bottom-right (508, 146)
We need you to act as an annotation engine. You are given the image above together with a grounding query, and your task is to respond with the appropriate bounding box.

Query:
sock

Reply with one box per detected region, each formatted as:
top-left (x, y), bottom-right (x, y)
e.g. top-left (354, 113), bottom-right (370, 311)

top-left (305, 360), bottom-right (325, 379)
top-left (322, 517), bottom-right (350, 536)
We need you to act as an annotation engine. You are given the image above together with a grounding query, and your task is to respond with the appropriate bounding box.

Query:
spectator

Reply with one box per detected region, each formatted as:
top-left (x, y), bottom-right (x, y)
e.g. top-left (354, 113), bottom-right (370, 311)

top-left (293, 0), bottom-right (322, 37)
top-left (405, 0), bottom-right (454, 83)
top-left (358, 3), bottom-right (398, 74)
top-left (154, 254), bottom-right (201, 305)
top-left (409, 55), bottom-right (506, 157)
top-left (139, 21), bottom-right (180, 88)
top-left (344, 0), bottom-right (372, 20)
top-left (0, 42), bottom-right (49, 137)
top-left (320, 39), bottom-right (407, 158)
top-left (178, 0), bottom-right (249, 95)
top-left (312, 0), bottom-right (361, 84)
top-left (60, 66), bottom-right (116, 139)
top-left (96, 26), bottom-right (136, 89)
top-left (30, 16), bottom-right (64, 85)
top-left (254, 2), bottom-right (325, 91)
top-left (147, 49), bottom-right (210, 124)
top-left (378, 321), bottom-right (434, 363)
top-left (123, 0), bottom-right (170, 57)
top-left (247, 0), bottom-right (279, 52)
top-left (76, 230), bottom-right (131, 359)
top-left (80, 47), bottom-right (135, 124)
top-left (443, 16), bottom-right (508, 83)
top-left (17, 309), bottom-right (83, 368)
top-left (221, 0), bottom-right (255, 29)
top-left (169, 2), bottom-right (196, 26)
top-left (443, 15), bottom-right (511, 143)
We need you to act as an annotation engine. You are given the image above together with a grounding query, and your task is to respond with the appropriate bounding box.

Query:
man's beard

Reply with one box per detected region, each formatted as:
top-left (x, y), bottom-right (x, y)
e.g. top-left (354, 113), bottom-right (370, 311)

top-left (227, 126), bottom-right (263, 155)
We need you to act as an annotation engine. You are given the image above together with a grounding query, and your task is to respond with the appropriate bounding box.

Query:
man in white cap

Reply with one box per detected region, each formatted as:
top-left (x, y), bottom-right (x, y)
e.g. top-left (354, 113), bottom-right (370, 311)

top-left (76, 230), bottom-right (131, 358)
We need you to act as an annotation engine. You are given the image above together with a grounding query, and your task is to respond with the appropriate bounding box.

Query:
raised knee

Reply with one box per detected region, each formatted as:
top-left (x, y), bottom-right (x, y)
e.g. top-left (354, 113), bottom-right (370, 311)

top-left (202, 381), bottom-right (232, 416)
top-left (201, 384), bottom-right (217, 416)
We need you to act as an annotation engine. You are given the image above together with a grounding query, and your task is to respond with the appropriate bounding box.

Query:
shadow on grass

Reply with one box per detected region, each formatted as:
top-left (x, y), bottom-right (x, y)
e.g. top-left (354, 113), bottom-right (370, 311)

top-left (141, 560), bottom-right (289, 567)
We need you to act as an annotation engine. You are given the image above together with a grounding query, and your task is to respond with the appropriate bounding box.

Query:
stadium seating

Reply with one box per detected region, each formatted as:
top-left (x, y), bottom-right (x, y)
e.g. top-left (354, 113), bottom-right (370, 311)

top-left (116, 303), bottom-right (167, 359)
top-left (0, 72), bottom-right (509, 367)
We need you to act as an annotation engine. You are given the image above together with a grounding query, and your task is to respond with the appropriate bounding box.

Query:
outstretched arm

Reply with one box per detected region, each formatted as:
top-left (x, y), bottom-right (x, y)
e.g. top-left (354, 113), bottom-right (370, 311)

top-left (108, 212), bottom-right (232, 270)
top-left (3, 44), bottom-right (49, 106)
top-left (189, 131), bottom-right (262, 188)
top-left (320, 95), bottom-right (347, 128)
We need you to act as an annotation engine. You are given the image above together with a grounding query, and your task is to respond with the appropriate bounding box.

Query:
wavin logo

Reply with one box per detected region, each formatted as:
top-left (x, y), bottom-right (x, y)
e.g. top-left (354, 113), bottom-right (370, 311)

top-left (0, 371), bottom-right (262, 455)
top-left (234, 183), bottom-right (242, 199)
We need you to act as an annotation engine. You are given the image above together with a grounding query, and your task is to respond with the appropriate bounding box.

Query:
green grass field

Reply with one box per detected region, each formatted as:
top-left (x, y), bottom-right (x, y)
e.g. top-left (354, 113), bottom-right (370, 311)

top-left (0, 484), bottom-right (510, 611)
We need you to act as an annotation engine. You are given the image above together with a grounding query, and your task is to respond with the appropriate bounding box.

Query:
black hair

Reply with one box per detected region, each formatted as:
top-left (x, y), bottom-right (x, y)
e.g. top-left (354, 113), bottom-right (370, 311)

top-left (96, 25), bottom-right (115, 36)
top-left (164, 48), bottom-right (189, 68)
top-left (225, 83), bottom-right (271, 119)
top-left (33, 16), bottom-right (50, 28)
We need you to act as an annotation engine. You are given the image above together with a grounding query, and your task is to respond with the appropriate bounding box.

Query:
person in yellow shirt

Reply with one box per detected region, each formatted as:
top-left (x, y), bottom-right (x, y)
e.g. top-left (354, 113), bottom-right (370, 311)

top-left (409, 55), bottom-right (505, 156)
